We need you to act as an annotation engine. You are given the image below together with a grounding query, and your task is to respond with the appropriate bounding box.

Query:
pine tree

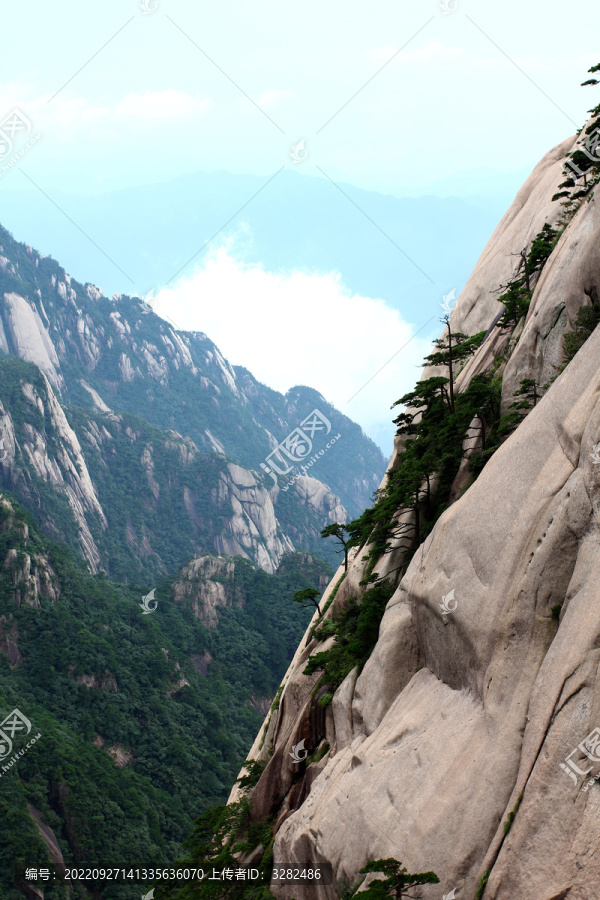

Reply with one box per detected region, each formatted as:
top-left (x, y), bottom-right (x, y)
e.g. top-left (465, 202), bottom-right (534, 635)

top-left (422, 318), bottom-right (485, 412)
top-left (350, 858), bottom-right (439, 900)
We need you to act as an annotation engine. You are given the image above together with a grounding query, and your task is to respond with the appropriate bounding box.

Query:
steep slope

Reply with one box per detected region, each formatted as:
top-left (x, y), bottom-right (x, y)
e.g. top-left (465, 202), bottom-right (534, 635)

top-left (220, 109), bottom-right (600, 899)
top-left (0, 228), bottom-right (386, 577)
top-left (0, 493), bottom-right (330, 895)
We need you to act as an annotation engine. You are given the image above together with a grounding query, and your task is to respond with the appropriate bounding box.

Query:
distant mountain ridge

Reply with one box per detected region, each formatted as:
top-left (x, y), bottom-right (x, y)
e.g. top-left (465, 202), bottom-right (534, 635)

top-left (0, 169), bottom-right (499, 319)
top-left (0, 223), bottom-right (386, 579)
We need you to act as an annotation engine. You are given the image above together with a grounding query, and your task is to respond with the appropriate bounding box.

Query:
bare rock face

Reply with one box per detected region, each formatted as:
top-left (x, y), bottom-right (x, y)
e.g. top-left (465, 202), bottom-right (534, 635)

top-left (3, 292), bottom-right (63, 390)
top-left (106, 744), bottom-right (133, 767)
top-left (1, 377), bottom-right (107, 571)
top-left (450, 136), bottom-right (575, 337)
top-left (172, 554), bottom-right (241, 627)
top-left (74, 670), bottom-right (118, 693)
top-left (27, 803), bottom-right (67, 881)
top-left (233, 146), bottom-right (600, 898)
top-left (275, 325), bottom-right (600, 898)
top-left (501, 182), bottom-right (600, 409)
top-left (0, 616), bottom-right (22, 666)
top-left (290, 476), bottom-right (347, 526)
top-left (212, 464), bottom-right (295, 574)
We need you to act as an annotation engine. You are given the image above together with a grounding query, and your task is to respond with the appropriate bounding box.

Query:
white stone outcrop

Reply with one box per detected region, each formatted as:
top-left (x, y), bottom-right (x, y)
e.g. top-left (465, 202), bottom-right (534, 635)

top-left (236, 146), bottom-right (600, 898)
top-left (3, 292), bottom-right (63, 389)
top-left (172, 555), bottom-right (239, 627)
top-left (451, 135), bottom-right (576, 336)
top-left (212, 464), bottom-right (294, 573)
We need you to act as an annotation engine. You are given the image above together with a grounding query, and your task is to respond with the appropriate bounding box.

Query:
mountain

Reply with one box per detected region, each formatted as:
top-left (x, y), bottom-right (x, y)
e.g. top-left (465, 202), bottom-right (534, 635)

top-left (206, 114), bottom-right (600, 897)
top-left (0, 170), bottom-right (499, 320)
top-left (0, 492), bottom-right (331, 891)
top-left (0, 224), bottom-right (386, 580)
top-left (0, 212), bottom-right (389, 896)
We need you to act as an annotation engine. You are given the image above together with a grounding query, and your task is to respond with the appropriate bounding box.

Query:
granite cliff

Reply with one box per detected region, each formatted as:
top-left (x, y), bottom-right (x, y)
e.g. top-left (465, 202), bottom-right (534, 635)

top-left (0, 230), bottom-right (385, 579)
top-left (228, 111), bottom-right (600, 899)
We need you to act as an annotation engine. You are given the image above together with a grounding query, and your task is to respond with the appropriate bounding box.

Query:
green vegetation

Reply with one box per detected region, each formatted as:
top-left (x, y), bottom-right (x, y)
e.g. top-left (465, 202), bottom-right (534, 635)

top-left (562, 304), bottom-right (600, 365)
top-left (234, 759), bottom-right (267, 793)
top-left (495, 224), bottom-right (561, 332)
top-left (476, 871), bottom-right (490, 900)
top-left (303, 581), bottom-right (395, 691)
top-left (476, 377), bottom-right (542, 457)
top-left (320, 523), bottom-right (353, 571)
top-left (503, 790), bottom-right (524, 836)
top-left (346, 368), bottom-right (500, 572)
top-left (421, 322), bottom-right (486, 412)
top-left (292, 587), bottom-right (322, 618)
top-left (306, 573), bottom-right (345, 642)
top-left (582, 61), bottom-right (600, 90)
top-left (269, 686), bottom-right (283, 712)
top-left (348, 858), bottom-right (439, 900)
top-left (553, 62), bottom-right (600, 205)
top-left (305, 741), bottom-right (330, 766)
top-left (157, 777), bottom-right (275, 900)
top-left (527, 223), bottom-right (562, 273)
top-left (0, 495), bottom-right (326, 898)
top-left (509, 378), bottom-right (540, 411)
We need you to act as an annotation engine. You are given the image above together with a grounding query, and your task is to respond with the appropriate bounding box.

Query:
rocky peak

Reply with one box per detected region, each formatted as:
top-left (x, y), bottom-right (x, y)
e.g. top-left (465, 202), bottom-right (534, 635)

top-left (229, 119), bottom-right (600, 898)
top-left (0, 225), bottom-right (385, 578)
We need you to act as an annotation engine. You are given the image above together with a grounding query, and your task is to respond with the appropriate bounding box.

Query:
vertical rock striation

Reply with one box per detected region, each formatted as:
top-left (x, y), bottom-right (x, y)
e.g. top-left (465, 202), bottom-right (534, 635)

top-left (231, 133), bottom-right (600, 898)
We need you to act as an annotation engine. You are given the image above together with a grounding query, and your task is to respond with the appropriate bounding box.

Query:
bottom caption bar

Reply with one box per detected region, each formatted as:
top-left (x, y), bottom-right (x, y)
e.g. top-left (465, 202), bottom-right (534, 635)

top-left (15, 862), bottom-right (334, 886)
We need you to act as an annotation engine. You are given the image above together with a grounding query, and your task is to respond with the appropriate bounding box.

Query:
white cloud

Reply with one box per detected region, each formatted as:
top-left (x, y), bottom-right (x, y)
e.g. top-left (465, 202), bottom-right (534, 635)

top-left (256, 88), bottom-right (293, 108)
top-left (362, 42), bottom-right (596, 74)
top-left (149, 242), bottom-right (433, 454)
top-left (363, 41), bottom-right (467, 66)
top-left (114, 90), bottom-right (213, 120)
top-left (41, 95), bottom-right (110, 126)
top-left (0, 85), bottom-right (212, 137)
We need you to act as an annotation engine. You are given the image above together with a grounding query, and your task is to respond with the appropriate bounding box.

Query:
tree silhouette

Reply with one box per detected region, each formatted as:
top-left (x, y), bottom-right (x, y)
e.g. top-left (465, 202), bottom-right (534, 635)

top-left (392, 376), bottom-right (450, 431)
top-left (350, 858), bottom-right (439, 900)
top-left (497, 224), bottom-right (561, 331)
top-left (293, 587), bottom-right (322, 618)
top-left (321, 523), bottom-right (353, 571)
top-left (422, 318), bottom-right (485, 412)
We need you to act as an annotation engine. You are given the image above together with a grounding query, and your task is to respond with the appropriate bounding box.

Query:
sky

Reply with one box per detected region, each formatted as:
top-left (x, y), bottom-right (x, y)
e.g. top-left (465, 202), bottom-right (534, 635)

top-left (1, 0), bottom-right (599, 453)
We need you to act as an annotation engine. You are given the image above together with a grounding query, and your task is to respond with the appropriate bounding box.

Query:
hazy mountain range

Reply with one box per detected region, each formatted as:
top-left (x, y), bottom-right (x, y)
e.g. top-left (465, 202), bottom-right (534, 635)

top-left (0, 169), bottom-right (503, 320)
top-left (0, 222), bottom-right (386, 582)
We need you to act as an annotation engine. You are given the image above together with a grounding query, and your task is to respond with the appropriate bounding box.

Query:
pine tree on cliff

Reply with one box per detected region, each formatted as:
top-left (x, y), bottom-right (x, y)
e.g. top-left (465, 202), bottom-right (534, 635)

top-left (554, 62), bottom-right (600, 201)
top-left (582, 61), bottom-right (600, 115)
top-left (496, 223), bottom-right (561, 330)
top-left (422, 317), bottom-right (485, 412)
top-left (392, 376), bottom-right (450, 432)
top-left (293, 587), bottom-right (322, 618)
top-left (320, 523), bottom-right (353, 571)
top-left (349, 858), bottom-right (439, 900)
